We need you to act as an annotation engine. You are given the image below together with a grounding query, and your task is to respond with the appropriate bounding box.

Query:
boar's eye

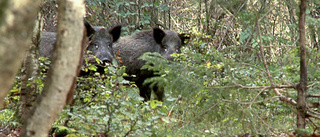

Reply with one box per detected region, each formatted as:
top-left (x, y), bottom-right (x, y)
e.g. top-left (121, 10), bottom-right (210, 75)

top-left (108, 43), bottom-right (112, 47)
top-left (163, 45), bottom-right (168, 52)
top-left (95, 44), bottom-right (99, 49)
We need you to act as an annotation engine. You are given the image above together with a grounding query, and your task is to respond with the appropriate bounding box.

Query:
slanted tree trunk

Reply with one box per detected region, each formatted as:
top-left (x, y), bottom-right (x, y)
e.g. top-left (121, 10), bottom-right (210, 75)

top-left (0, 0), bottom-right (42, 108)
top-left (19, 11), bottom-right (43, 120)
top-left (297, 0), bottom-right (307, 129)
top-left (20, 0), bottom-right (85, 136)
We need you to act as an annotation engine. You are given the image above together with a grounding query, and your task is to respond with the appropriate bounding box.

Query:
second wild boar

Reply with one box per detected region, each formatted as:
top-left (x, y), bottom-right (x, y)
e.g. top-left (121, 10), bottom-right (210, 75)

top-left (113, 28), bottom-right (189, 101)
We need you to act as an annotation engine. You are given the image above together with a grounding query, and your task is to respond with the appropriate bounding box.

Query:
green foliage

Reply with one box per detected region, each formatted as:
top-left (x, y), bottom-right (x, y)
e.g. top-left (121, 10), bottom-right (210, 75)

top-left (137, 34), bottom-right (319, 135)
top-left (85, 0), bottom-right (171, 36)
top-left (50, 126), bottom-right (76, 137)
top-left (51, 61), bottom-right (170, 136)
top-left (0, 109), bottom-right (18, 127)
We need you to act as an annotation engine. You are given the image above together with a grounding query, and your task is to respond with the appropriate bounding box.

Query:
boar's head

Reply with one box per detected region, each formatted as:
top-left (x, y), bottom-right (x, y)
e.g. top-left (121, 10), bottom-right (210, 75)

top-left (84, 22), bottom-right (121, 66)
top-left (153, 28), bottom-right (190, 60)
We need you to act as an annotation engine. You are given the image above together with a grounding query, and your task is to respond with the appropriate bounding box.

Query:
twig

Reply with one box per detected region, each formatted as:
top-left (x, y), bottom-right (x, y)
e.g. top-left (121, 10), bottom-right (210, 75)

top-left (307, 94), bottom-right (320, 98)
top-left (123, 120), bottom-right (137, 137)
top-left (306, 112), bottom-right (320, 121)
top-left (250, 108), bottom-right (273, 134)
top-left (307, 81), bottom-right (319, 88)
top-left (233, 81), bottom-right (297, 90)
top-left (248, 87), bottom-right (268, 108)
top-left (217, 16), bottom-right (234, 50)
top-left (221, 96), bottom-right (280, 105)
top-left (307, 107), bottom-right (320, 116)
top-left (195, 100), bottom-right (225, 119)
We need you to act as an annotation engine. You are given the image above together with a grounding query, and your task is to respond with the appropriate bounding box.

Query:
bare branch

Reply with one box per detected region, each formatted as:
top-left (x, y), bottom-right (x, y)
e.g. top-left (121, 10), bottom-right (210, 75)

top-left (307, 94), bottom-right (320, 98)
top-left (307, 102), bottom-right (320, 108)
top-left (248, 87), bottom-right (268, 108)
top-left (233, 81), bottom-right (297, 90)
top-left (307, 82), bottom-right (320, 88)
top-left (306, 108), bottom-right (320, 120)
top-left (256, 13), bottom-right (297, 106)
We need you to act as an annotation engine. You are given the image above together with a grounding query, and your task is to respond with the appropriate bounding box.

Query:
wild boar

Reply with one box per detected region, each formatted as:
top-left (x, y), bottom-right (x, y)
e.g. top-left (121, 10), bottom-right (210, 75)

top-left (113, 28), bottom-right (189, 101)
top-left (40, 21), bottom-right (121, 74)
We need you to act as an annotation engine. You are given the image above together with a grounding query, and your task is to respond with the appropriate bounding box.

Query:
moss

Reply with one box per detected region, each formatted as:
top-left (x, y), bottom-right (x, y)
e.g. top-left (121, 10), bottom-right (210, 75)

top-left (51, 126), bottom-right (75, 137)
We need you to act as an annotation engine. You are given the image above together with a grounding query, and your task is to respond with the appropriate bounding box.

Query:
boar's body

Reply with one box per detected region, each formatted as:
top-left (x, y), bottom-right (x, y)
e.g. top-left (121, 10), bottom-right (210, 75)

top-left (40, 32), bottom-right (56, 60)
top-left (113, 28), bottom-right (189, 101)
top-left (40, 22), bottom-right (121, 74)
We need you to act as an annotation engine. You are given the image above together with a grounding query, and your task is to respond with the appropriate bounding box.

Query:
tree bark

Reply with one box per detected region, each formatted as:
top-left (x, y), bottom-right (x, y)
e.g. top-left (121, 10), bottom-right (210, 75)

top-left (0, 0), bottom-right (42, 108)
top-left (19, 11), bottom-right (43, 120)
top-left (20, 0), bottom-right (85, 136)
top-left (297, 0), bottom-right (307, 129)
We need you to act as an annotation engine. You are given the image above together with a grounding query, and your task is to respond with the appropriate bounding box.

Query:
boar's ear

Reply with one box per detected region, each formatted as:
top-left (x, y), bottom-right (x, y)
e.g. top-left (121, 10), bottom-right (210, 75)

top-left (179, 33), bottom-right (190, 45)
top-left (84, 21), bottom-right (95, 40)
top-left (109, 24), bottom-right (122, 42)
top-left (153, 28), bottom-right (166, 44)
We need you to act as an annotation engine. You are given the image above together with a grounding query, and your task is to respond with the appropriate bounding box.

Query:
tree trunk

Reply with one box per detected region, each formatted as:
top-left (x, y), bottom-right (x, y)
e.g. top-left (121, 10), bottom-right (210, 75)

top-left (19, 11), bottom-right (43, 120)
top-left (0, 0), bottom-right (42, 108)
top-left (205, 0), bottom-right (209, 33)
top-left (20, 0), bottom-right (85, 136)
top-left (297, 0), bottom-right (307, 129)
top-left (198, 0), bottom-right (202, 32)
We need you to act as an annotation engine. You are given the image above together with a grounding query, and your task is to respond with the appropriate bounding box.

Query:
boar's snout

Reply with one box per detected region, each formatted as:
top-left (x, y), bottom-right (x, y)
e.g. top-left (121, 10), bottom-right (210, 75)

top-left (101, 57), bottom-right (112, 65)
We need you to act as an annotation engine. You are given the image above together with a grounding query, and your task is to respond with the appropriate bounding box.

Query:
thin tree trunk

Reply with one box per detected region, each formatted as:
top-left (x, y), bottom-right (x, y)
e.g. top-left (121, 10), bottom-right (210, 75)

top-left (0, 0), bottom-right (41, 108)
top-left (205, 0), bottom-right (209, 33)
top-left (19, 11), bottom-right (43, 120)
top-left (198, 0), bottom-right (201, 32)
top-left (286, 0), bottom-right (297, 43)
top-left (163, 0), bottom-right (167, 28)
top-left (297, 0), bottom-right (307, 129)
top-left (20, 0), bottom-right (85, 136)
top-left (168, 0), bottom-right (171, 29)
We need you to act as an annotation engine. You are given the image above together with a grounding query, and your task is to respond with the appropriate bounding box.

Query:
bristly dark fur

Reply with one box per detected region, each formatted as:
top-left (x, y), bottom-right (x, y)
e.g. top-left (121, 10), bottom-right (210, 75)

top-left (40, 21), bottom-right (122, 75)
top-left (113, 28), bottom-right (190, 101)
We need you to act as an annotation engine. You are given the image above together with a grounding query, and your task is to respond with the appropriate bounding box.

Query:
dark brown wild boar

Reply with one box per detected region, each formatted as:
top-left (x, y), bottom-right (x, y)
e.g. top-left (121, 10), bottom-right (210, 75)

top-left (113, 28), bottom-right (189, 101)
top-left (40, 21), bottom-right (121, 74)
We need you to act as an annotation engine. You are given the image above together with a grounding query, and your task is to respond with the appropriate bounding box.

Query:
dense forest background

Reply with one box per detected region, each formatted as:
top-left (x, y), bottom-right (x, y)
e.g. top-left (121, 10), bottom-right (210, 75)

top-left (1, 0), bottom-right (320, 136)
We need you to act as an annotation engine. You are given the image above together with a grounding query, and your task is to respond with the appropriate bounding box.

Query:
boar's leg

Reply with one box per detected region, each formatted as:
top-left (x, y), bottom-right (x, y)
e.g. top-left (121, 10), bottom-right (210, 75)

top-left (153, 86), bottom-right (164, 101)
top-left (135, 77), bottom-right (164, 101)
top-left (135, 78), bottom-right (151, 101)
top-left (137, 84), bottom-right (152, 101)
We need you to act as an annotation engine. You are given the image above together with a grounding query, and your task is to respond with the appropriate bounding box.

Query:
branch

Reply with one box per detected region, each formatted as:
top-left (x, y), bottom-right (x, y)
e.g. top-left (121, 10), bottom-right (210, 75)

top-left (307, 102), bottom-right (320, 108)
top-left (306, 108), bottom-right (320, 120)
top-left (233, 81), bottom-right (297, 90)
top-left (307, 94), bottom-right (320, 98)
top-left (307, 81), bottom-right (319, 88)
top-left (123, 120), bottom-right (137, 137)
top-left (256, 14), bottom-right (297, 106)
top-left (248, 87), bottom-right (268, 108)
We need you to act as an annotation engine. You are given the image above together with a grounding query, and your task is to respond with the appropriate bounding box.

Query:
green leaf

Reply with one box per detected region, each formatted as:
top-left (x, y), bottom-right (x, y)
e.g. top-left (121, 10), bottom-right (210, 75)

top-left (150, 100), bottom-right (157, 109)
